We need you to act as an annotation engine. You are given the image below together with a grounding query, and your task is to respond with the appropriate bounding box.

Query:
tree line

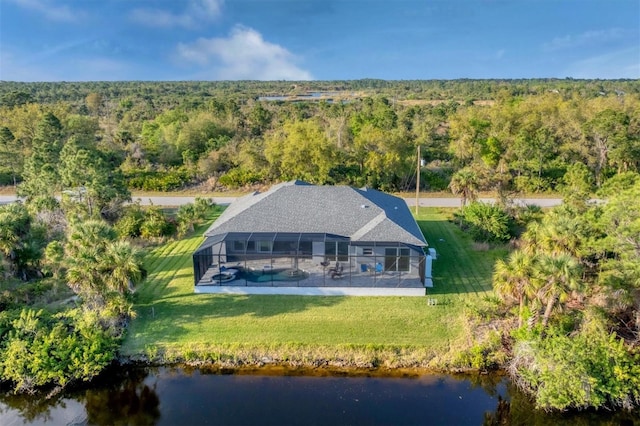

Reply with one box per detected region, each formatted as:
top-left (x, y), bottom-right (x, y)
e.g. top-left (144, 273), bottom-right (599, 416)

top-left (0, 80), bottom-right (639, 199)
top-left (2, 79), bottom-right (638, 107)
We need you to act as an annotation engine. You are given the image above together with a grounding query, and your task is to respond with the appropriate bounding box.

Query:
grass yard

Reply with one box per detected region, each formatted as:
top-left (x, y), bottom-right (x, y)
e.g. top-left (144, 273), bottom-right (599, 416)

top-left (121, 207), bottom-right (507, 367)
top-left (418, 208), bottom-right (508, 297)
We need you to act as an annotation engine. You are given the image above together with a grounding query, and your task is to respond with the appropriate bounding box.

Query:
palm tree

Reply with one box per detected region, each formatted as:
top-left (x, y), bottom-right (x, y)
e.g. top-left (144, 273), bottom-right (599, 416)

top-left (0, 203), bottom-right (31, 274)
top-left (520, 221), bottom-right (541, 256)
top-left (64, 220), bottom-right (117, 306)
top-left (65, 245), bottom-right (106, 308)
top-left (449, 167), bottom-right (479, 207)
top-left (543, 213), bottom-right (582, 256)
top-left (101, 241), bottom-right (143, 294)
top-left (66, 219), bottom-right (116, 258)
top-left (177, 203), bottom-right (197, 237)
top-left (493, 250), bottom-right (536, 327)
top-left (535, 254), bottom-right (582, 330)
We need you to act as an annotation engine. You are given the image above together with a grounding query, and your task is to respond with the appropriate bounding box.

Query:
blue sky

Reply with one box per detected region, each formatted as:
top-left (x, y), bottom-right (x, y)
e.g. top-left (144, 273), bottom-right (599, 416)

top-left (1, 0), bottom-right (638, 81)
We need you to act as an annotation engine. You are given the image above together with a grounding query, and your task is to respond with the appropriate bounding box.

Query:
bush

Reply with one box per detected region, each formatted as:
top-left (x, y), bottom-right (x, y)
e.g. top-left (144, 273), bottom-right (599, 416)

top-left (0, 308), bottom-right (119, 393)
top-left (421, 168), bottom-right (452, 191)
top-left (140, 208), bottom-right (174, 239)
top-left (451, 331), bottom-right (507, 370)
top-left (218, 167), bottom-right (264, 188)
top-left (125, 168), bottom-right (193, 192)
top-left (512, 204), bottom-right (543, 226)
top-left (510, 330), bottom-right (640, 411)
top-left (456, 202), bottom-right (513, 243)
top-left (114, 204), bottom-right (146, 238)
top-left (176, 198), bottom-right (213, 237)
top-left (514, 175), bottom-right (552, 193)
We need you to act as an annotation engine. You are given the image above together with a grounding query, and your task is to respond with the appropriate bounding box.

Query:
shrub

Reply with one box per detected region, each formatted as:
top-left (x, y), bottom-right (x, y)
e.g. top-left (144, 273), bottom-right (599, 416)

top-left (510, 330), bottom-right (640, 411)
top-left (456, 202), bottom-right (513, 243)
top-left (514, 175), bottom-right (552, 193)
top-left (451, 331), bottom-right (506, 370)
top-left (421, 168), bottom-right (452, 191)
top-left (114, 204), bottom-right (146, 238)
top-left (218, 167), bottom-right (264, 188)
top-left (140, 208), bottom-right (174, 239)
top-left (0, 308), bottom-right (119, 393)
top-left (125, 168), bottom-right (193, 192)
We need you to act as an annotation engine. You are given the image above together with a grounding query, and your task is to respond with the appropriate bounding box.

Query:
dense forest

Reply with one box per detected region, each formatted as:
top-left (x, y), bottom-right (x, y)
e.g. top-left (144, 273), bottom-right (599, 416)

top-left (0, 79), bottom-right (639, 411)
top-left (1, 79), bottom-right (639, 196)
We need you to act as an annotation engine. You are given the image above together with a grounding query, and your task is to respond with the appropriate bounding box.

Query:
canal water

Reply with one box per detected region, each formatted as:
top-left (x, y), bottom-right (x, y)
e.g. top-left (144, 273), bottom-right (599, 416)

top-left (1, 366), bottom-right (638, 425)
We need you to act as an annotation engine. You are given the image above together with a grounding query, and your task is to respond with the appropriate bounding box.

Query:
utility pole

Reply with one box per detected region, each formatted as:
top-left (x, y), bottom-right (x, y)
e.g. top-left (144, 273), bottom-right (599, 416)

top-left (415, 145), bottom-right (420, 216)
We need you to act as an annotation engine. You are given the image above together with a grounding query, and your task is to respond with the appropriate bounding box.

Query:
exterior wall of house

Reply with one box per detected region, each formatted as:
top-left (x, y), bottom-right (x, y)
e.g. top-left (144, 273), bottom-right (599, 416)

top-left (194, 235), bottom-right (426, 287)
top-left (351, 245), bottom-right (421, 274)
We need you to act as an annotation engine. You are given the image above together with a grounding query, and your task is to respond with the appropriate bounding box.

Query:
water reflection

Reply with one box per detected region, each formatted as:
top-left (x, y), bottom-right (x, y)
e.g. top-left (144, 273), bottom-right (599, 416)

top-left (1, 366), bottom-right (639, 425)
top-left (0, 385), bottom-right (66, 424)
top-left (83, 368), bottom-right (160, 426)
top-left (483, 380), bottom-right (639, 426)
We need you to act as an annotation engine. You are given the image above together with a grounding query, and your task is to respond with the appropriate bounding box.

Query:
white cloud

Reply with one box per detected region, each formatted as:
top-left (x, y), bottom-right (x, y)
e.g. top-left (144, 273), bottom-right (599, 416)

top-left (175, 26), bottom-right (313, 80)
top-left (562, 47), bottom-right (640, 79)
top-left (543, 28), bottom-right (629, 51)
top-left (5, 0), bottom-right (79, 22)
top-left (130, 0), bottom-right (224, 29)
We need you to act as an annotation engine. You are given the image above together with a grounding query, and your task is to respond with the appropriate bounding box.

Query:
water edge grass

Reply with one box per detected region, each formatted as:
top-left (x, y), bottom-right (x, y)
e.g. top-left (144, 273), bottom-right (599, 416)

top-left (120, 207), bottom-right (508, 369)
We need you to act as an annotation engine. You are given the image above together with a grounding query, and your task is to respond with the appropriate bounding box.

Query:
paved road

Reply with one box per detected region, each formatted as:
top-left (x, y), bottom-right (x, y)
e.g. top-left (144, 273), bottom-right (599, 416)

top-left (0, 194), bottom-right (563, 208)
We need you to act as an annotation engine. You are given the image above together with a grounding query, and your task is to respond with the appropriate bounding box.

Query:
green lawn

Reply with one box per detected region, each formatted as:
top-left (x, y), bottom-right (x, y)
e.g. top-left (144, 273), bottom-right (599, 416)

top-left (121, 207), bottom-right (507, 367)
top-left (418, 208), bottom-right (508, 297)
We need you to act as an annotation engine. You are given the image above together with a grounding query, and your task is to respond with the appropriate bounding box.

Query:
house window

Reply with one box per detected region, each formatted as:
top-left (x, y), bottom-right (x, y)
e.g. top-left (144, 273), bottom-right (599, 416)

top-left (325, 241), bottom-right (349, 262)
top-left (398, 248), bottom-right (410, 271)
top-left (362, 248), bottom-right (373, 256)
top-left (233, 240), bottom-right (245, 251)
top-left (384, 248), bottom-right (411, 272)
top-left (258, 240), bottom-right (272, 253)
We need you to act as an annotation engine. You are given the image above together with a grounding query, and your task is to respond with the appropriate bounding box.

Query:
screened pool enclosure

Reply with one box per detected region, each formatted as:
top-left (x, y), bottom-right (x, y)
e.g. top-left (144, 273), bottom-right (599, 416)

top-left (193, 232), bottom-right (427, 289)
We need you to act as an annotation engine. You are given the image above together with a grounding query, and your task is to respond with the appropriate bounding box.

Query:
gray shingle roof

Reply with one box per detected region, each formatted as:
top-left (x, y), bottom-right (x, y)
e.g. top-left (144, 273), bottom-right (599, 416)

top-left (204, 181), bottom-right (427, 247)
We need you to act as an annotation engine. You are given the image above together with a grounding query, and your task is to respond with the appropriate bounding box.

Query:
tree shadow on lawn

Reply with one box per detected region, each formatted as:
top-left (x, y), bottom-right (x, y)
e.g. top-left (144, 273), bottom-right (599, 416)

top-left (136, 256), bottom-right (199, 302)
top-left (147, 293), bottom-right (344, 320)
top-left (130, 295), bottom-right (345, 345)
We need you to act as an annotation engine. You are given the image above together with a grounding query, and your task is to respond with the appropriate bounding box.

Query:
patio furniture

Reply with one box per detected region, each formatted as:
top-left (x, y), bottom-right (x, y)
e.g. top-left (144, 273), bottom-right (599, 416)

top-left (211, 269), bottom-right (237, 283)
top-left (330, 264), bottom-right (344, 279)
top-left (375, 262), bottom-right (383, 273)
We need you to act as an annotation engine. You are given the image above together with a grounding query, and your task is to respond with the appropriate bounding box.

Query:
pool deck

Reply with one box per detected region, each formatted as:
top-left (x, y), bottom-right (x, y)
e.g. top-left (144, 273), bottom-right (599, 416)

top-left (195, 262), bottom-right (429, 296)
top-left (194, 285), bottom-right (427, 296)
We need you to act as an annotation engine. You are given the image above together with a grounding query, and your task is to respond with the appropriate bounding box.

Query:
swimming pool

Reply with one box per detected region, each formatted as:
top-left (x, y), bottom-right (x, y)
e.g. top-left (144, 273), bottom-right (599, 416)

top-left (237, 267), bottom-right (310, 283)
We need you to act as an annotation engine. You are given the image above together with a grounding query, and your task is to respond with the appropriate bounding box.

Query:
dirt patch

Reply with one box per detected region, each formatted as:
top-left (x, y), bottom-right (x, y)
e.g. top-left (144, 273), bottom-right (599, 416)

top-left (0, 186), bottom-right (17, 195)
top-left (472, 242), bottom-right (491, 251)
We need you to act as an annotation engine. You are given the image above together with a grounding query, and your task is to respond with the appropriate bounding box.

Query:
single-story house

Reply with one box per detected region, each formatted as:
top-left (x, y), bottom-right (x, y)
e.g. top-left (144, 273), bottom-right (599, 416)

top-left (193, 180), bottom-right (433, 296)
